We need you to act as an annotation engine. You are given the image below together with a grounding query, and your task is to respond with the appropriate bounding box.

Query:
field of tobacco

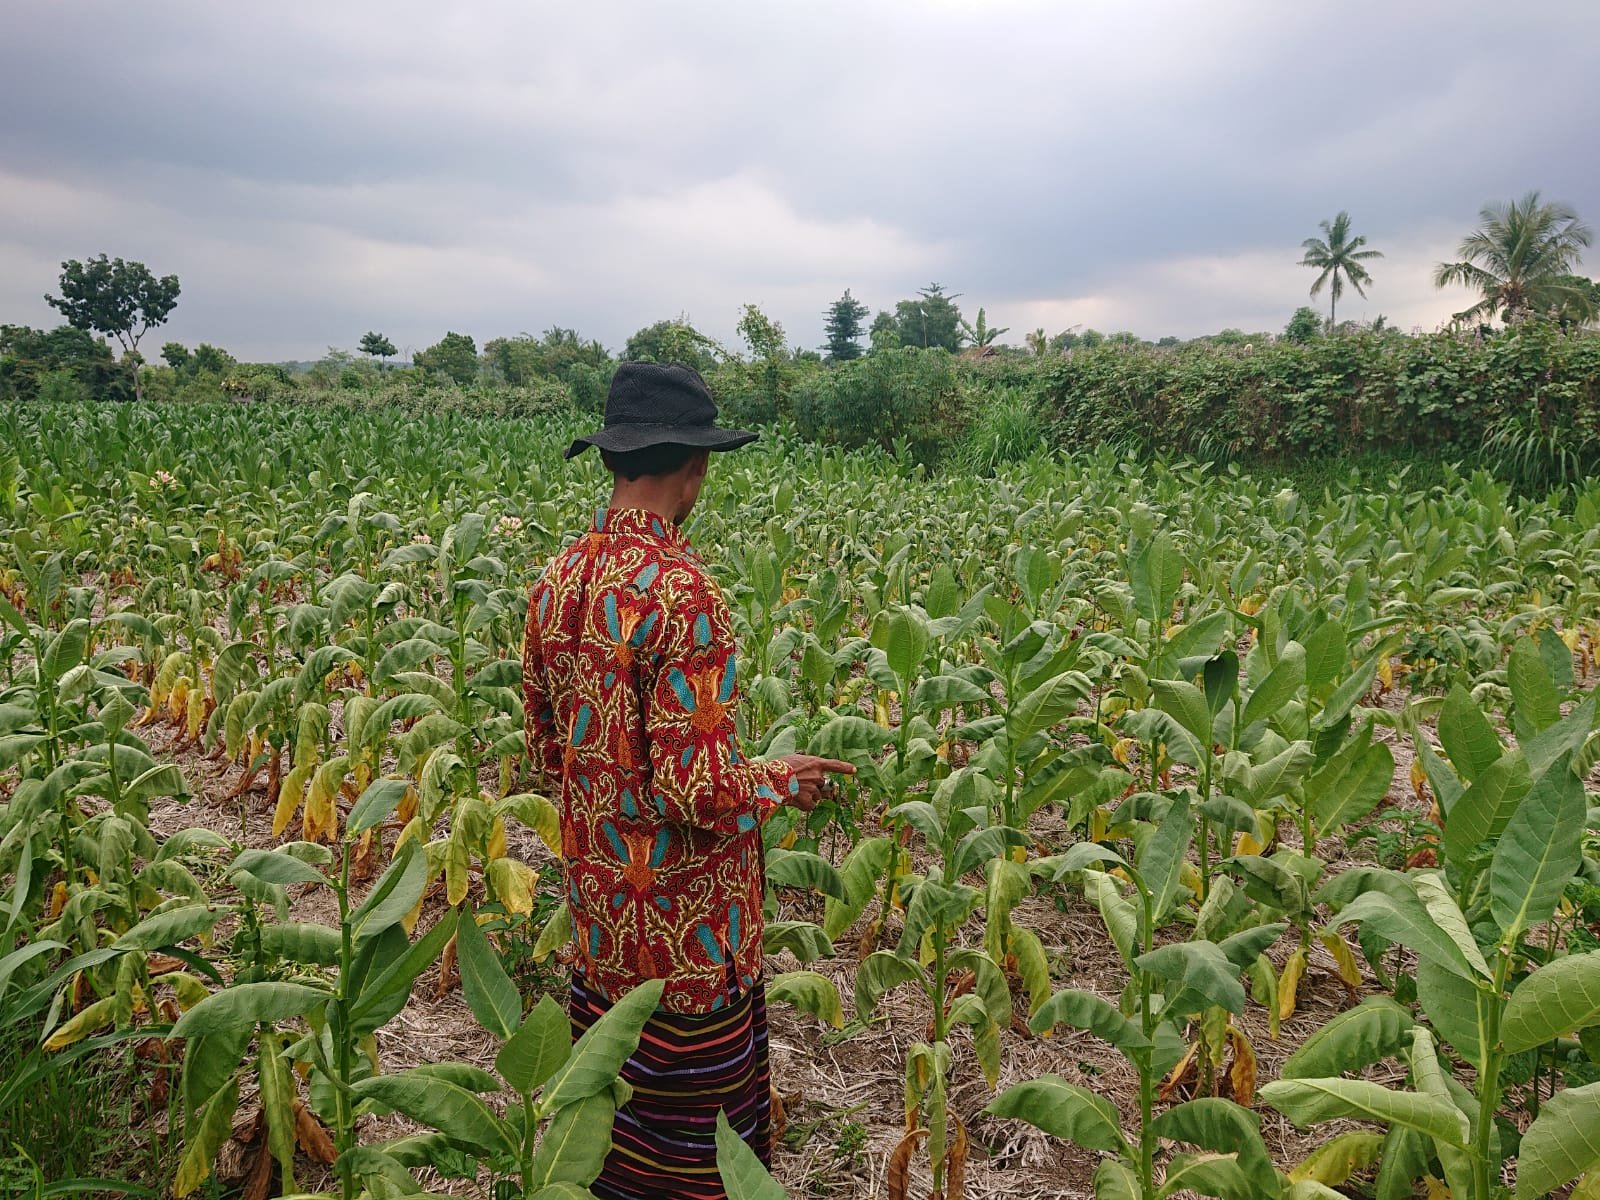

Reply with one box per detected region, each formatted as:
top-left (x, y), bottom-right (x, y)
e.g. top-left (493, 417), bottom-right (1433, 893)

top-left (4, 398), bottom-right (1600, 1200)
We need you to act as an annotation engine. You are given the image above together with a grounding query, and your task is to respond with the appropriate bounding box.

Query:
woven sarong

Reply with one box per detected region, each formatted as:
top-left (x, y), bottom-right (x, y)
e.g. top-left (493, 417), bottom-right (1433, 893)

top-left (570, 973), bottom-right (773, 1200)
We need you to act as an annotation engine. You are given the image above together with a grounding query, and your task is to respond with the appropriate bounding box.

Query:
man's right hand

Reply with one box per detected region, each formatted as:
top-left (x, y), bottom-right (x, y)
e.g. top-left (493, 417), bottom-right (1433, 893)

top-left (777, 754), bottom-right (856, 812)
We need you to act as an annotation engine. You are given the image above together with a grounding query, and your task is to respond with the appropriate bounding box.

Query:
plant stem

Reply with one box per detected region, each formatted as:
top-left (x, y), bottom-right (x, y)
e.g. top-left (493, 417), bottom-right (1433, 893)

top-left (334, 842), bottom-right (356, 1200)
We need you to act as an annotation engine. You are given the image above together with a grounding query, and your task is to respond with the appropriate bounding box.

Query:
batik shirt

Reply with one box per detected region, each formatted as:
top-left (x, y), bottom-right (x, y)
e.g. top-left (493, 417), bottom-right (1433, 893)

top-left (522, 507), bottom-right (799, 1014)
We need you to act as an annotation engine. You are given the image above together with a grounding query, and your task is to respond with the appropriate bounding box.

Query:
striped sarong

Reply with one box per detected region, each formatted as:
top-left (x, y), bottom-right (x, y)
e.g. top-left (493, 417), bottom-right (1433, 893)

top-left (570, 972), bottom-right (773, 1200)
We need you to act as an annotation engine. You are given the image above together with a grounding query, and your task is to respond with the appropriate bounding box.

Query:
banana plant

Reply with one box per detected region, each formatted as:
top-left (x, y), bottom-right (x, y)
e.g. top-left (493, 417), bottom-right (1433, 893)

top-left (343, 905), bottom-right (664, 1198)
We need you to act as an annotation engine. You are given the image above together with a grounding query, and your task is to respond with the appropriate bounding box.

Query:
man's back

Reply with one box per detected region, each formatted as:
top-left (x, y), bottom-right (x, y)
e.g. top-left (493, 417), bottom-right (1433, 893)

top-left (522, 506), bottom-right (796, 1014)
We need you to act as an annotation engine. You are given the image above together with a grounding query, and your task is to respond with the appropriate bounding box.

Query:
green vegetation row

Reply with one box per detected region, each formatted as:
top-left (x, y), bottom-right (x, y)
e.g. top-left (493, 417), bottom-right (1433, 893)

top-left (5, 399), bottom-right (1600, 1198)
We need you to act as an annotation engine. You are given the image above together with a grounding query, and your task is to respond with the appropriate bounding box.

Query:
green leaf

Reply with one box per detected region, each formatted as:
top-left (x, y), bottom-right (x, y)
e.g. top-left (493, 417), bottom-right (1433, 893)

top-left (1444, 749), bottom-right (1532, 864)
top-left (173, 1078), bottom-right (239, 1197)
top-left (1132, 533), bottom-right (1184, 626)
top-left (457, 909), bottom-right (522, 1041)
top-left (1158, 1152), bottom-right (1258, 1200)
top-left (1083, 869), bottom-right (1139, 969)
top-left (1509, 636), bottom-right (1563, 740)
top-left (1504, 950), bottom-right (1600, 1054)
top-left (767, 970), bottom-right (845, 1030)
top-left (350, 841), bottom-right (430, 945)
top-left (1095, 1160), bottom-right (1140, 1200)
top-left (716, 1108), bottom-right (788, 1200)
top-left (854, 950), bottom-right (924, 1021)
top-left (1438, 685), bottom-right (1503, 784)
top-left (1260, 1077), bottom-right (1468, 1146)
top-left (113, 904), bottom-right (231, 950)
top-left (1139, 793), bottom-right (1195, 924)
top-left (498, 995), bottom-right (571, 1095)
top-left (540, 978), bottom-right (665, 1110)
top-left (1008, 670), bottom-right (1092, 743)
top-left (1242, 641), bottom-right (1307, 731)
top-left (527, 1091), bottom-right (615, 1189)
top-left (1135, 941), bottom-right (1246, 1014)
top-left (349, 908), bottom-right (458, 1031)
top-left (1325, 882), bottom-right (1477, 980)
top-left (808, 714), bottom-right (893, 760)
top-left (1518, 1080), bottom-right (1600, 1199)
top-left (1152, 1098), bottom-right (1274, 1193)
top-left (1029, 988), bottom-right (1151, 1053)
top-left (229, 848), bottom-right (327, 886)
top-left (1281, 997), bottom-right (1415, 1079)
top-left (1151, 677), bottom-right (1212, 748)
top-left (762, 920), bottom-right (835, 963)
top-left (351, 1071), bottom-right (514, 1154)
top-left (1490, 750), bottom-right (1585, 941)
top-left (260, 922), bottom-right (342, 966)
top-left (171, 982), bottom-right (328, 1038)
top-left (348, 778), bottom-right (411, 836)
top-left (1416, 956), bottom-right (1489, 1072)
top-left (909, 674), bottom-right (988, 713)
top-left (765, 848), bottom-right (847, 901)
top-left (1289, 1131), bottom-right (1386, 1186)
top-left (1305, 723), bottom-right (1393, 834)
top-left (987, 1075), bottom-right (1130, 1155)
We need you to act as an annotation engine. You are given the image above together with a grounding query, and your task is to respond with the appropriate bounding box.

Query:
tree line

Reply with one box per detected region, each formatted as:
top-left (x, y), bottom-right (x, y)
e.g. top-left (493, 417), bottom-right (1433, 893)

top-left (3, 190), bottom-right (1596, 414)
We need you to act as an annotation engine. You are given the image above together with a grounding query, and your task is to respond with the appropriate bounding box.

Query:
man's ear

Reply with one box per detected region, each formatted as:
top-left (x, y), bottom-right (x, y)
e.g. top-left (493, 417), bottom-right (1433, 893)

top-left (691, 450), bottom-right (711, 479)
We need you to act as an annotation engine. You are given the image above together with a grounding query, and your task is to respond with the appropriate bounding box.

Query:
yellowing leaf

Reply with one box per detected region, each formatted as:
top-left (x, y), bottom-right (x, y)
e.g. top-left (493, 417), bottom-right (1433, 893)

top-left (487, 815), bottom-right (508, 862)
top-left (273, 762), bottom-right (313, 838)
top-left (488, 857), bottom-right (535, 916)
top-left (1278, 947), bottom-right (1308, 1021)
top-left (1319, 932), bottom-right (1363, 989)
top-left (43, 996), bottom-right (117, 1050)
top-left (1227, 1025), bottom-right (1258, 1108)
top-left (1290, 1130), bottom-right (1385, 1185)
top-left (1235, 831), bottom-right (1264, 856)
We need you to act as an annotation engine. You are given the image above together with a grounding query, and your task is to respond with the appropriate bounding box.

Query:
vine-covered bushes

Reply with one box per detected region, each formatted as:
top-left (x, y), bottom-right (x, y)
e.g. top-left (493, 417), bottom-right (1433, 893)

top-left (792, 346), bottom-right (964, 464)
top-left (1034, 324), bottom-right (1600, 479)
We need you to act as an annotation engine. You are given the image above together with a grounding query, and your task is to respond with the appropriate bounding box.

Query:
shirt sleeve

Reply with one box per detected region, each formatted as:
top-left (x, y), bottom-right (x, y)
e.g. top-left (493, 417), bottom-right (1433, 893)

top-left (522, 583), bottom-right (564, 787)
top-left (642, 574), bottom-right (796, 834)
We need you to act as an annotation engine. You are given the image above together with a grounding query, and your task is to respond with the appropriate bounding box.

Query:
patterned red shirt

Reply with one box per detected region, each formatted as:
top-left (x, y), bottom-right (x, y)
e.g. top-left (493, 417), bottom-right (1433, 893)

top-left (522, 507), bottom-right (798, 1013)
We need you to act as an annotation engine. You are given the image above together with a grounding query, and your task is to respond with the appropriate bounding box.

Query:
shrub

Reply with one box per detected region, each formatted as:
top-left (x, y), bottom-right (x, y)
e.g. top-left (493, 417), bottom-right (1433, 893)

top-left (792, 347), bottom-right (963, 465)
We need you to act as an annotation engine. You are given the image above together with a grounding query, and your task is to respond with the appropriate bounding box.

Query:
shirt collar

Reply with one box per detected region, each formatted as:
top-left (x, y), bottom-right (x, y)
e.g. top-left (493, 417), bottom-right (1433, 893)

top-left (592, 506), bottom-right (692, 550)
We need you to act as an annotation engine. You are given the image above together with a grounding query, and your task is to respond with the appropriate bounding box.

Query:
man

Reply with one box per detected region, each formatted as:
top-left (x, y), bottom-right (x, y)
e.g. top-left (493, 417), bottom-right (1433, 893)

top-left (522, 361), bottom-right (854, 1199)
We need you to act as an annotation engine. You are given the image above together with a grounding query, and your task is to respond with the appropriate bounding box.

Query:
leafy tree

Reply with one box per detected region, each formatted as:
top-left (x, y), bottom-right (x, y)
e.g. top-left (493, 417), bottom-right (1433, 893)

top-left (483, 327), bottom-right (611, 387)
top-left (1434, 192), bottom-right (1595, 325)
top-left (160, 342), bottom-right (191, 370)
top-left (1283, 306), bottom-right (1323, 344)
top-left (1025, 328), bottom-right (1050, 357)
top-left (44, 254), bottom-right (180, 401)
top-left (823, 289), bottom-right (870, 361)
top-left (869, 310), bottom-right (900, 352)
top-left (892, 283), bottom-right (964, 352)
top-left (191, 343), bottom-right (237, 375)
top-left (0, 323), bottom-right (124, 403)
top-left (358, 331), bottom-right (397, 367)
top-left (414, 331), bottom-right (478, 386)
top-left (959, 307), bottom-right (1009, 348)
top-left (1554, 275), bottom-right (1600, 328)
top-left (1299, 211), bottom-right (1382, 331)
top-left (622, 318), bottom-right (719, 373)
top-left (734, 303), bottom-right (790, 422)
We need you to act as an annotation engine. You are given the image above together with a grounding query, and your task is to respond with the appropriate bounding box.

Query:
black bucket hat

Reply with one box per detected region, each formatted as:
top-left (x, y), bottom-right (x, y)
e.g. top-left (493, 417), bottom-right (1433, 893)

top-left (563, 362), bottom-right (758, 460)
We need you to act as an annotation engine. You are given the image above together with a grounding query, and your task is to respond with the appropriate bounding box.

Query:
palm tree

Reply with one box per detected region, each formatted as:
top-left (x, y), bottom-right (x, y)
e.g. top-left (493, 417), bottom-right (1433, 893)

top-left (1299, 211), bottom-right (1383, 331)
top-left (1434, 191), bottom-right (1595, 325)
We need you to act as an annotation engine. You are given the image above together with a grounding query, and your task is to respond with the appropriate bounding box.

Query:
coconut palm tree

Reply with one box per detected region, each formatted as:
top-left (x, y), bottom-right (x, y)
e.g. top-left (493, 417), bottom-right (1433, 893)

top-left (1299, 211), bottom-right (1383, 331)
top-left (1434, 191), bottom-right (1595, 325)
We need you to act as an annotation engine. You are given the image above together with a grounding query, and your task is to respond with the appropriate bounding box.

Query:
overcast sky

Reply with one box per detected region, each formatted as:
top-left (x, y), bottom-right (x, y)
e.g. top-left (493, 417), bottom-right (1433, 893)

top-left (3, 1), bottom-right (1598, 361)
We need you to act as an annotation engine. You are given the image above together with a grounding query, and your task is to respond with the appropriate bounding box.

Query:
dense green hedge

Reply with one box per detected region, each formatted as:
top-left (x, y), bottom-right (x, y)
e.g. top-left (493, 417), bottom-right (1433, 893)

top-left (1031, 325), bottom-right (1600, 481)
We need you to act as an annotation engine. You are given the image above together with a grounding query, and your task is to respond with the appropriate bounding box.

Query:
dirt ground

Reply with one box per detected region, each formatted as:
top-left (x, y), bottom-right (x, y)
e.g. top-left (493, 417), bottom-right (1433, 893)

top-left (130, 703), bottom-right (1456, 1200)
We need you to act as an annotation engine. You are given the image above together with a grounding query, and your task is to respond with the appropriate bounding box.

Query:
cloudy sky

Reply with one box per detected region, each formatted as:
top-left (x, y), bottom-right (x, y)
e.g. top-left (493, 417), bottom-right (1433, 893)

top-left (3, 1), bottom-right (1598, 361)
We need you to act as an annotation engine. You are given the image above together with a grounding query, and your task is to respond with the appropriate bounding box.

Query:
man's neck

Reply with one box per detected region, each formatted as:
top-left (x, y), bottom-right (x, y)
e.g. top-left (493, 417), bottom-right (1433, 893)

top-left (609, 481), bottom-right (682, 526)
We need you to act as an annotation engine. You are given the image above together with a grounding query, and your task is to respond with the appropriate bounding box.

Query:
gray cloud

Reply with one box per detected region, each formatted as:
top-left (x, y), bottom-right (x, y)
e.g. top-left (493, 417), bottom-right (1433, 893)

top-left (3, 0), bottom-right (1598, 360)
